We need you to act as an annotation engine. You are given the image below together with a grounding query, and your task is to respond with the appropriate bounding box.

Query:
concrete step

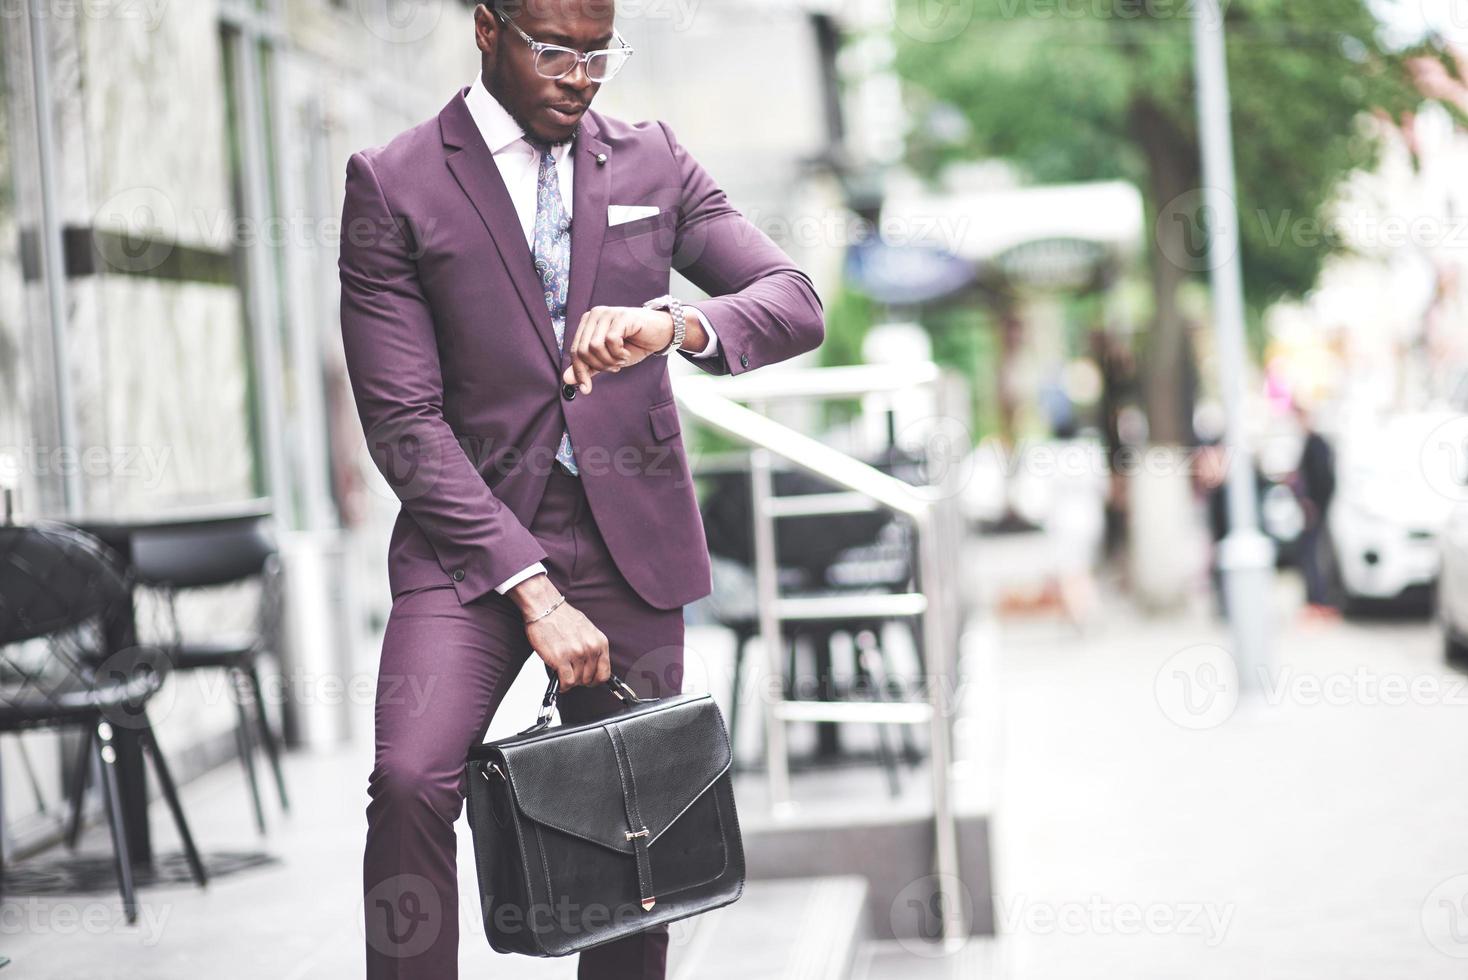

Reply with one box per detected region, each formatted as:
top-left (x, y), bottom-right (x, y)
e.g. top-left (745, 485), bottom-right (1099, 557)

top-left (667, 875), bottom-right (870, 980)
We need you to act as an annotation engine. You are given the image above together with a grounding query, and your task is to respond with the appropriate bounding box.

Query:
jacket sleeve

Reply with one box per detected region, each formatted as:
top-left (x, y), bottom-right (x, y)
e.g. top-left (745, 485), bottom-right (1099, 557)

top-left (338, 150), bottom-right (548, 605)
top-left (657, 121), bottom-right (825, 377)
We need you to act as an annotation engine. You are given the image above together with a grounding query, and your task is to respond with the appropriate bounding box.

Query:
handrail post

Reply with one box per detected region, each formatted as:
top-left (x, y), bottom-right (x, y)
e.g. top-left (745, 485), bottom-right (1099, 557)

top-left (676, 362), bottom-right (973, 945)
top-left (749, 447), bottom-right (792, 810)
top-left (916, 507), bottom-right (965, 948)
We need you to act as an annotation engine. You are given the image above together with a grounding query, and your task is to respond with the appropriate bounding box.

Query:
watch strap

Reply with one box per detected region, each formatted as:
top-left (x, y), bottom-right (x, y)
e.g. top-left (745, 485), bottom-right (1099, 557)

top-left (644, 295), bottom-right (686, 356)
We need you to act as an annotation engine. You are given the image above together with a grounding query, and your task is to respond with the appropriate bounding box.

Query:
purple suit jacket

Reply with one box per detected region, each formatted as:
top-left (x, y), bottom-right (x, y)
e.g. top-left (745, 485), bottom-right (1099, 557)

top-left (338, 89), bottom-right (825, 610)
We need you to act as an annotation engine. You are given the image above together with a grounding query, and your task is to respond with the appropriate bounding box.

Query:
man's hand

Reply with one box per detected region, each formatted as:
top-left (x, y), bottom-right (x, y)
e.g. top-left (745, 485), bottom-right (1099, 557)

top-left (561, 305), bottom-right (708, 394)
top-left (510, 573), bottom-right (610, 688)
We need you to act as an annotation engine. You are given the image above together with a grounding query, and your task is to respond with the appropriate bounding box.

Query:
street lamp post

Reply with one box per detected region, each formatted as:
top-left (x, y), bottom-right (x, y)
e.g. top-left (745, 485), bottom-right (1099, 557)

top-left (1192, 0), bottom-right (1275, 688)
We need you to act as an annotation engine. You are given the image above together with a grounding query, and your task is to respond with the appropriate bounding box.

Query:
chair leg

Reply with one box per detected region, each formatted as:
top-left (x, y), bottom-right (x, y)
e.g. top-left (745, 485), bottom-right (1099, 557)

top-left (855, 638), bottom-right (903, 798)
top-left (246, 664), bottom-right (289, 814)
top-left (137, 717), bottom-right (208, 888)
top-left (65, 725), bottom-right (96, 850)
top-left (14, 737), bottom-right (49, 820)
top-left (230, 667), bottom-right (267, 835)
top-left (95, 721), bottom-right (138, 925)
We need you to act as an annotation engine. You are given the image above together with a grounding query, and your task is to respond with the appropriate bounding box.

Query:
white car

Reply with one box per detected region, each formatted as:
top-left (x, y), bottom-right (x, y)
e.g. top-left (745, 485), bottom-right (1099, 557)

top-left (1328, 411), bottom-right (1460, 610)
top-left (1439, 503), bottom-right (1468, 660)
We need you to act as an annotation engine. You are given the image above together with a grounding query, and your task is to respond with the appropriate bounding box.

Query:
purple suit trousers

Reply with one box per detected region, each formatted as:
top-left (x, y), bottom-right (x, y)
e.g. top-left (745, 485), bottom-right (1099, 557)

top-left (363, 462), bottom-right (685, 978)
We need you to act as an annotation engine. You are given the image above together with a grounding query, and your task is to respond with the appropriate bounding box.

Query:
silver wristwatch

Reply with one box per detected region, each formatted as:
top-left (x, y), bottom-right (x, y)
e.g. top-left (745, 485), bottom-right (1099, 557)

top-left (643, 295), bottom-right (686, 356)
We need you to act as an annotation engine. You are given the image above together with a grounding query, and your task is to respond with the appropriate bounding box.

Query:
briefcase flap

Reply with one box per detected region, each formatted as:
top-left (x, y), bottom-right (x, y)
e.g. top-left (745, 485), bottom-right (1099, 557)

top-left (491, 694), bottom-right (731, 854)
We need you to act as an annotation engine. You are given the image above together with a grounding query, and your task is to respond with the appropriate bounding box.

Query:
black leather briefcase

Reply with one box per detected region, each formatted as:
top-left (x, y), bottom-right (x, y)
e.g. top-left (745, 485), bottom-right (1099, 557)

top-left (464, 673), bottom-right (745, 957)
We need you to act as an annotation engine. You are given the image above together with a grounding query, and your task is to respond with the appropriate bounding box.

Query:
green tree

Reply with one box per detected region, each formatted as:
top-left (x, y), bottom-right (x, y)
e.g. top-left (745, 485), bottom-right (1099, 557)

top-left (893, 0), bottom-right (1455, 444)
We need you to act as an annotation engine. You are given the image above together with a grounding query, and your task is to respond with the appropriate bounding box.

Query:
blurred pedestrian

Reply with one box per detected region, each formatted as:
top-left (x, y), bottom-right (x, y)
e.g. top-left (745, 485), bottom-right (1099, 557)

top-left (1290, 401), bottom-right (1338, 620)
top-left (1042, 424), bottom-right (1106, 631)
top-left (338, 3), bottom-right (823, 978)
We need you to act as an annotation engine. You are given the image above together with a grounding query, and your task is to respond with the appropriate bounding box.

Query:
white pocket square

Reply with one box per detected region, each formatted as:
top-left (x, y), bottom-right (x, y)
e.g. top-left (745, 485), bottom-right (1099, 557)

top-left (608, 205), bottom-right (660, 226)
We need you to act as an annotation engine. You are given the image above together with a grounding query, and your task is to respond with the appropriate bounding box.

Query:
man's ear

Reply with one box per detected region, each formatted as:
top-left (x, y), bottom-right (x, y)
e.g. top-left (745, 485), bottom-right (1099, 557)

top-left (473, 4), bottom-right (497, 56)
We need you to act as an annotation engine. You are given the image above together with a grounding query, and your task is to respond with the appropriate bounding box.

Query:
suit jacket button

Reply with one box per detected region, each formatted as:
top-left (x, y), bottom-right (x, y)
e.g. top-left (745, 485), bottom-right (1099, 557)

top-left (562, 383), bottom-right (577, 400)
top-left (451, 569), bottom-right (466, 582)
top-left (739, 352), bottom-right (750, 368)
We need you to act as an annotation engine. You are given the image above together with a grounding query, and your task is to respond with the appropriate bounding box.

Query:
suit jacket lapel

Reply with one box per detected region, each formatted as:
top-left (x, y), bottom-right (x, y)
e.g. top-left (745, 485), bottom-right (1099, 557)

top-left (439, 90), bottom-right (561, 366)
top-left (564, 113), bottom-right (611, 357)
top-left (441, 94), bottom-right (615, 368)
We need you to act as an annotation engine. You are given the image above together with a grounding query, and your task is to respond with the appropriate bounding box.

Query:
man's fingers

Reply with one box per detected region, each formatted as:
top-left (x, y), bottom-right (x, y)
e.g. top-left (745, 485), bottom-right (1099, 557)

top-left (574, 307), bottom-right (602, 366)
top-left (558, 660), bottom-right (579, 690)
top-left (578, 646), bottom-right (598, 687)
top-left (594, 651), bottom-right (612, 685)
top-left (605, 329), bottom-right (628, 366)
top-left (585, 315), bottom-right (617, 372)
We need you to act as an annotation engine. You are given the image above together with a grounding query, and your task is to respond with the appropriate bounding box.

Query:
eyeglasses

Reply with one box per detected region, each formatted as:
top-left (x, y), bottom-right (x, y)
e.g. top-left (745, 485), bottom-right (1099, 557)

top-left (496, 11), bottom-right (634, 83)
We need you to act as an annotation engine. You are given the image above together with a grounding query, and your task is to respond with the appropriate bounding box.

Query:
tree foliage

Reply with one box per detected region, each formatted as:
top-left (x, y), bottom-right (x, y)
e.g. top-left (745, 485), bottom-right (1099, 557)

top-left (892, 0), bottom-right (1456, 440)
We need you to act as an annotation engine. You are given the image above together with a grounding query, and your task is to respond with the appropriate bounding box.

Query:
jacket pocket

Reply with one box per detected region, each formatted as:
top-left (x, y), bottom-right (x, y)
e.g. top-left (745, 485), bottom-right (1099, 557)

top-left (604, 208), bottom-right (676, 243)
top-left (648, 397), bottom-right (681, 441)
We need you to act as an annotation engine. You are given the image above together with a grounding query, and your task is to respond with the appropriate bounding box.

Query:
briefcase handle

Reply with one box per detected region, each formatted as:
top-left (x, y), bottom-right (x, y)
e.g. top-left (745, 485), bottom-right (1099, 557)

top-left (519, 671), bottom-right (656, 735)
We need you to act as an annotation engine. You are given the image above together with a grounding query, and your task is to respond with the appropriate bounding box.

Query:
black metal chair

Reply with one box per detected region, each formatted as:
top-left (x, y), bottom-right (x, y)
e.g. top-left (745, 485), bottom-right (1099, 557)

top-left (0, 523), bottom-right (207, 924)
top-left (119, 516), bottom-right (289, 836)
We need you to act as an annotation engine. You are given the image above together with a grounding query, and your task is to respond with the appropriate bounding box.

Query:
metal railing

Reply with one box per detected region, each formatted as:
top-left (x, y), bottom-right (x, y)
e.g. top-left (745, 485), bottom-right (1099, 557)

top-left (675, 361), bottom-right (971, 948)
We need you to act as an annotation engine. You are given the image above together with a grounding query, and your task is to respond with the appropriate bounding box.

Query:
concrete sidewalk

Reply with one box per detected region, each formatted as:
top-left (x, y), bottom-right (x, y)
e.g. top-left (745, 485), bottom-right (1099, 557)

top-left (989, 587), bottom-right (1468, 978)
top-left (8, 574), bottom-right (1467, 978)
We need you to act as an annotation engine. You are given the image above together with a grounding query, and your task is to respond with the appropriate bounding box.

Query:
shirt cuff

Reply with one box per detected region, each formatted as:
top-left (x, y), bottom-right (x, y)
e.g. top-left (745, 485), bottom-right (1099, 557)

top-left (683, 306), bottom-right (719, 358)
top-left (495, 562), bottom-right (546, 594)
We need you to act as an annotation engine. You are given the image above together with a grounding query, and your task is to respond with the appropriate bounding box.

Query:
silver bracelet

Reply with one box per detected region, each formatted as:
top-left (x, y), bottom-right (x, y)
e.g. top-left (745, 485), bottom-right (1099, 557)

top-left (524, 593), bottom-right (566, 625)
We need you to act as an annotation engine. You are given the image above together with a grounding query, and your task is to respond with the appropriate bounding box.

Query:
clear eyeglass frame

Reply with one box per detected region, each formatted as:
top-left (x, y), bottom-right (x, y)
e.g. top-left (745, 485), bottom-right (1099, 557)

top-left (496, 11), bottom-right (634, 83)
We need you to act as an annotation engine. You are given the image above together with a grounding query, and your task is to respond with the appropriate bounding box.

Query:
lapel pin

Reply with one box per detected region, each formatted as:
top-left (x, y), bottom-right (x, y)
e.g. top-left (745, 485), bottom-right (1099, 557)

top-left (595, 153), bottom-right (608, 166)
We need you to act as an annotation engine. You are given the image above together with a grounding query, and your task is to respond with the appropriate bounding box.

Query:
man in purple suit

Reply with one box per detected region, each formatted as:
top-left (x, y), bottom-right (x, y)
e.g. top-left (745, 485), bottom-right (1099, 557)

top-left (338, 2), bottom-right (823, 977)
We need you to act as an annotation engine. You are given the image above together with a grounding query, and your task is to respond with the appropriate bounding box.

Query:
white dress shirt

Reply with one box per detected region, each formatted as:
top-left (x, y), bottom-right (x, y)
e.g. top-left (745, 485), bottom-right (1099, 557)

top-left (464, 76), bottom-right (718, 596)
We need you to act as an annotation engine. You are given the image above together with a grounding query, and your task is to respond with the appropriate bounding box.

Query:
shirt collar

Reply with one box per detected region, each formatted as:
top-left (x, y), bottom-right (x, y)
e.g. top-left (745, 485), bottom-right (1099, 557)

top-left (464, 74), bottom-right (573, 162)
